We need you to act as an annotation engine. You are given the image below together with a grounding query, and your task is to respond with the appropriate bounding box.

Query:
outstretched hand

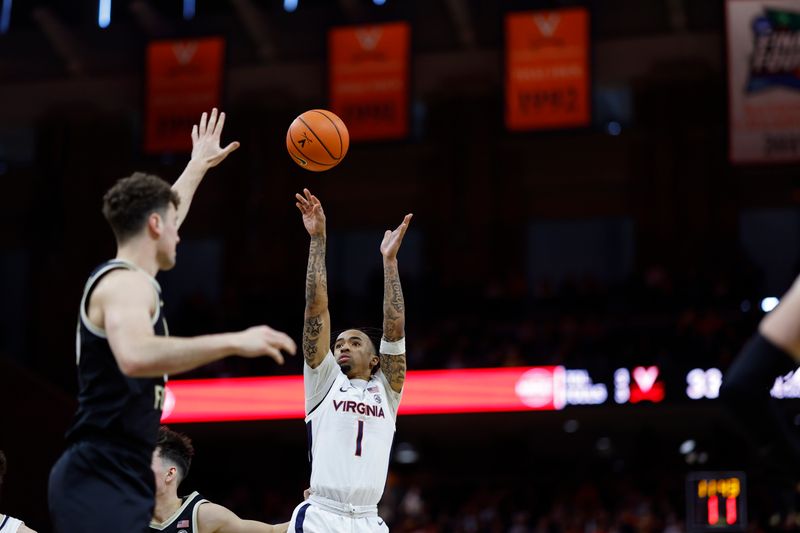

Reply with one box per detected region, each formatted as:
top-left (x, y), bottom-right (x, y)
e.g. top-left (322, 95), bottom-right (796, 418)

top-left (295, 188), bottom-right (326, 236)
top-left (191, 108), bottom-right (240, 169)
top-left (236, 325), bottom-right (297, 365)
top-left (381, 214), bottom-right (413, 260)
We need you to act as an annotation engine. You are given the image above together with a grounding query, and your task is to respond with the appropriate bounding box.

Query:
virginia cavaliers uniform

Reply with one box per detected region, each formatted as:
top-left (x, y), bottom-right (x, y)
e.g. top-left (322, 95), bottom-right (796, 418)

top-left (149, 492), bottom-right (208, 533)
top-left (288, 352), bottom-right (401, 532)
top-left (49, 260), bottom-right (169, 533)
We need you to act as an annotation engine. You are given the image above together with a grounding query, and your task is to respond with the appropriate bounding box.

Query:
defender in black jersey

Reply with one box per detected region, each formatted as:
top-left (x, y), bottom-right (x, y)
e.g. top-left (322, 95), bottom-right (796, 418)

top-left (48, 109), bottom-right (296, 533)
top-left (149, 427), bottom-right (289, 533)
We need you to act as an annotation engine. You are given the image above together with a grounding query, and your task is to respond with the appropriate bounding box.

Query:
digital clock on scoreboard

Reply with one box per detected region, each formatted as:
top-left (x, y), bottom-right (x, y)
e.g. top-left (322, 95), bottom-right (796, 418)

top-left (686, 472), bottom-right (746, 532)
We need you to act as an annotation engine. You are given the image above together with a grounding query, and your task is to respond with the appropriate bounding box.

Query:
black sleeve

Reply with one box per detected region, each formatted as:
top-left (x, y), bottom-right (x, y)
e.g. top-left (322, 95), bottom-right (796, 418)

top-left (719, 333), bottom-right (800, 475)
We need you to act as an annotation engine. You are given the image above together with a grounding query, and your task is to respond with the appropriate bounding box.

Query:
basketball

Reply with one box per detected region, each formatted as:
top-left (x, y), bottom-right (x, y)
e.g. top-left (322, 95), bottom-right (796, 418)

top-left (286, 109), bottom-right (350, 172)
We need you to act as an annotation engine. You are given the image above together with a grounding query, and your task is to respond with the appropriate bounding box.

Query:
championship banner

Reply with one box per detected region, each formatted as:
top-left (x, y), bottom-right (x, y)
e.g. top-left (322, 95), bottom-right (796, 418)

top-left (727, 1), bottom-right (800, 164)
top-left (145, 37), bottom-right (225, 153)
top-left (505, 8), bottom-right (590, 131)
top-left (328, 22), bottom-right (410, 140)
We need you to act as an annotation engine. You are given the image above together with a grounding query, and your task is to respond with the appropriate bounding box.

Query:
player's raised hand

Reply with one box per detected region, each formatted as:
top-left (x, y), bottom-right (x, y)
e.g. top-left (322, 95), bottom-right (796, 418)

top-left (380, 214), bottom-right (413, 260)
top-left (235, 325), bottom-right (297, 364)
top-left (295, 188), bottom-right (326, 236)
top-left (190, 108), bottom-right (240, 169)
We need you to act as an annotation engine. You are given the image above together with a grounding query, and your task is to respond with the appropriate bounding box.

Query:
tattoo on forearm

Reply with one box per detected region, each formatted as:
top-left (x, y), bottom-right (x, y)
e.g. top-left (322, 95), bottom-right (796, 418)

top-left (382, 263), bottom-right (405, 341)
top-left (303, 315), bottom-right (324, 364)
top-left (380, 353), bottom-right (407, 391)
top-left (305, 236), bottom-right (328, 306)
top-left (303, 236), bottom-right (328, 364)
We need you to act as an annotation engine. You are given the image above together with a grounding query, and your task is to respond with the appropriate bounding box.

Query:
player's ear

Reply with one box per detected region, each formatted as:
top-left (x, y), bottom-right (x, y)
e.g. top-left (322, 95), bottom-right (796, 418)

top-left (147, 212), bottom-right (163, 238)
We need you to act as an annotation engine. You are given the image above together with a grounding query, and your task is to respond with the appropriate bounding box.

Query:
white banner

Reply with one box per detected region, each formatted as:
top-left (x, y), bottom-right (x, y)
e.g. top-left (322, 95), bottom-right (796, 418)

top-left (727, 0), bottom-right (800, 164)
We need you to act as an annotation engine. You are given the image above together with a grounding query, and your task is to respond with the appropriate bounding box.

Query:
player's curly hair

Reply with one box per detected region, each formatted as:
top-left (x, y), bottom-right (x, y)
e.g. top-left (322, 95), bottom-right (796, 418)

top-left (102, 172), bottom-right (180, 243)
top-left (156, 426), bottom-right (194, 482)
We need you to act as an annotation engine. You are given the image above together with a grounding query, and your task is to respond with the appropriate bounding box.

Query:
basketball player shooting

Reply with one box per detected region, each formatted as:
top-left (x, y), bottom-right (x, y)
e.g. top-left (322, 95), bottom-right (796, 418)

top-left (289, 188), bottom-right (412, 532)
top-left (48, 109), bottom-right (296, 533)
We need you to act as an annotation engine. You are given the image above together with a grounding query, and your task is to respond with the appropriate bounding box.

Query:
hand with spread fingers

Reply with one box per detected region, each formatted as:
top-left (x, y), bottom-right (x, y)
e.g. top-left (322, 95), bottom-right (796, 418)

top-left (190, 107), bottom-right (240, 169)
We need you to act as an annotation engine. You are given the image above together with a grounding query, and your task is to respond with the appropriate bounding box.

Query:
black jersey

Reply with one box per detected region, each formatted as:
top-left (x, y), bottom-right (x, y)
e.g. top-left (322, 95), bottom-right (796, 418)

top-left (64, 259), bottom-right (169, 455)
top-left (149, 492), bottom-right (208, 532)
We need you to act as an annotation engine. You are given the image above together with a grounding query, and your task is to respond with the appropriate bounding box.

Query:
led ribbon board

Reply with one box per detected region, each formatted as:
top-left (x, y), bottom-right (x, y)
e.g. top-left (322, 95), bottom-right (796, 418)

top-left (161, 365), bottom-right (613, 423)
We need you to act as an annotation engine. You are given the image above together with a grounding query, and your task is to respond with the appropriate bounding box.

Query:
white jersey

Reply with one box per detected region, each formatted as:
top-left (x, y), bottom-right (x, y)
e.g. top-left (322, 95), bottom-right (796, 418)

top-left (304, 352), bottom-right (402, 507)
top-left (0, 515), bottom-right (23, 533)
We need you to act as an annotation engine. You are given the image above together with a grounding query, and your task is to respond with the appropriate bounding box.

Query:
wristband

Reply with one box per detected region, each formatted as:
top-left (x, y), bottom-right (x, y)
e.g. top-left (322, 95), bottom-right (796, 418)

top-left (380, 337), bottom-right (406, 355)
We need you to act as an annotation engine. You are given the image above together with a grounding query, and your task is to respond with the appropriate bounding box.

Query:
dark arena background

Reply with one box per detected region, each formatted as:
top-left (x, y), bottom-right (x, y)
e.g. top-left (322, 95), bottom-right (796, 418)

top-left (1, 0), bottom-right (800, 531)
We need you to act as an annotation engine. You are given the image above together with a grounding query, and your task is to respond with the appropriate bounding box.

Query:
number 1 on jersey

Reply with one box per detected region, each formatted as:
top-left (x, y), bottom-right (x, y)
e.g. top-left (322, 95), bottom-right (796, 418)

top-left (355, 420), bottom-right (364, 456)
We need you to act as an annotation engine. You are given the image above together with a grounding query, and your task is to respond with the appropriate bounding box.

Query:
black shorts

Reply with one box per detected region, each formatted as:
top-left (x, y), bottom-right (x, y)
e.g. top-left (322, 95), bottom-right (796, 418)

top-left (48, 440), bottom-right (155, 533)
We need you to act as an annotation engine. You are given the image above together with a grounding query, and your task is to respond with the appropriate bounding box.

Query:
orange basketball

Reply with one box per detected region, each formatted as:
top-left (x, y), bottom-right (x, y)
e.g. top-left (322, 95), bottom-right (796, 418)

top-left (286, 109), bottom-right (349, 172)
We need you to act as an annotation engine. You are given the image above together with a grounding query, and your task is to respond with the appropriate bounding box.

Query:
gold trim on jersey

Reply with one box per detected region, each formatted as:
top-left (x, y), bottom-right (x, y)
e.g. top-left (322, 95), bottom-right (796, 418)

top-left (78, 259), bottom-right (163, 339)
top-left (149, 491), bottom-right (207, 531)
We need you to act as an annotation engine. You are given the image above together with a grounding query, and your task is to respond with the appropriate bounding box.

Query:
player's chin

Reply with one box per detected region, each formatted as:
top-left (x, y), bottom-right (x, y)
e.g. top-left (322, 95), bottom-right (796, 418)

top-left (159, 255), bottom-right (177, 271)
top-left (339, 363), bottom-right (352, 375)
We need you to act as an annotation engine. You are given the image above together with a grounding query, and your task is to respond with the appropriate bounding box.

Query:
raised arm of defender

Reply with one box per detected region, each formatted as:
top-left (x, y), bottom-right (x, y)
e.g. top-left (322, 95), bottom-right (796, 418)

top-left (97, 108), bottom-right (294, 378)
top-left (379, 214), bottom-right (412, 393)
top-left (172, 108), bottom-right (240, 229)
top-left (296, 188), bottom-right (331, 369)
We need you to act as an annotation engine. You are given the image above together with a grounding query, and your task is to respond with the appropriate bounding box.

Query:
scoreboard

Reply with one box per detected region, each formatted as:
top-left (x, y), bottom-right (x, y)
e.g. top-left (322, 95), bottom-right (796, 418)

top-left (686, 472), bottom-right (746, 532)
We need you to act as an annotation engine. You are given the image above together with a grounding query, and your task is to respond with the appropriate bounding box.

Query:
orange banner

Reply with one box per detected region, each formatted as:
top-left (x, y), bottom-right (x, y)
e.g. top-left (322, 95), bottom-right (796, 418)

top-left (505, 8), bottom-right (590, 131)
top-left (329, 22), bottom-right (410, 140)
top-left (145, 37), bottom-right (225, 153)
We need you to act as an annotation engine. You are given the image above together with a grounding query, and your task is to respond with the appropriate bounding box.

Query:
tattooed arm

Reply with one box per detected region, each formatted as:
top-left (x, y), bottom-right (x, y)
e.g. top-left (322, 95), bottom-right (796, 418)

top-left (379, 214), bottom-right (413, 393)
top-left (296, 189), bottom-right (331, 369)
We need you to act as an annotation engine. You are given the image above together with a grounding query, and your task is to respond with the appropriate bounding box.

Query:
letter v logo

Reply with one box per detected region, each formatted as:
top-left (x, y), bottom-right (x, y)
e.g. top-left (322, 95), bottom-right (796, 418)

top-left (173, 41), bottom-right (198, 65)
top-left (355, 27), bottom-right (383, 51)
top-left (533, 13), bottom-right (560, 37)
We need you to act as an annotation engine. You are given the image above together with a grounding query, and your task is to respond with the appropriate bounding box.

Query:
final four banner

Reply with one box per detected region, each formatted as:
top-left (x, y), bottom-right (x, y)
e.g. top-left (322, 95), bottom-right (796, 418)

top-left (145, 37), bottom-right (225, 153)
top-left (727, 1), bottom-right (800, 164)
top-left (505, 8), bottom-right (590, 131)
top-left (328, 22), bottom-right (410, 140)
